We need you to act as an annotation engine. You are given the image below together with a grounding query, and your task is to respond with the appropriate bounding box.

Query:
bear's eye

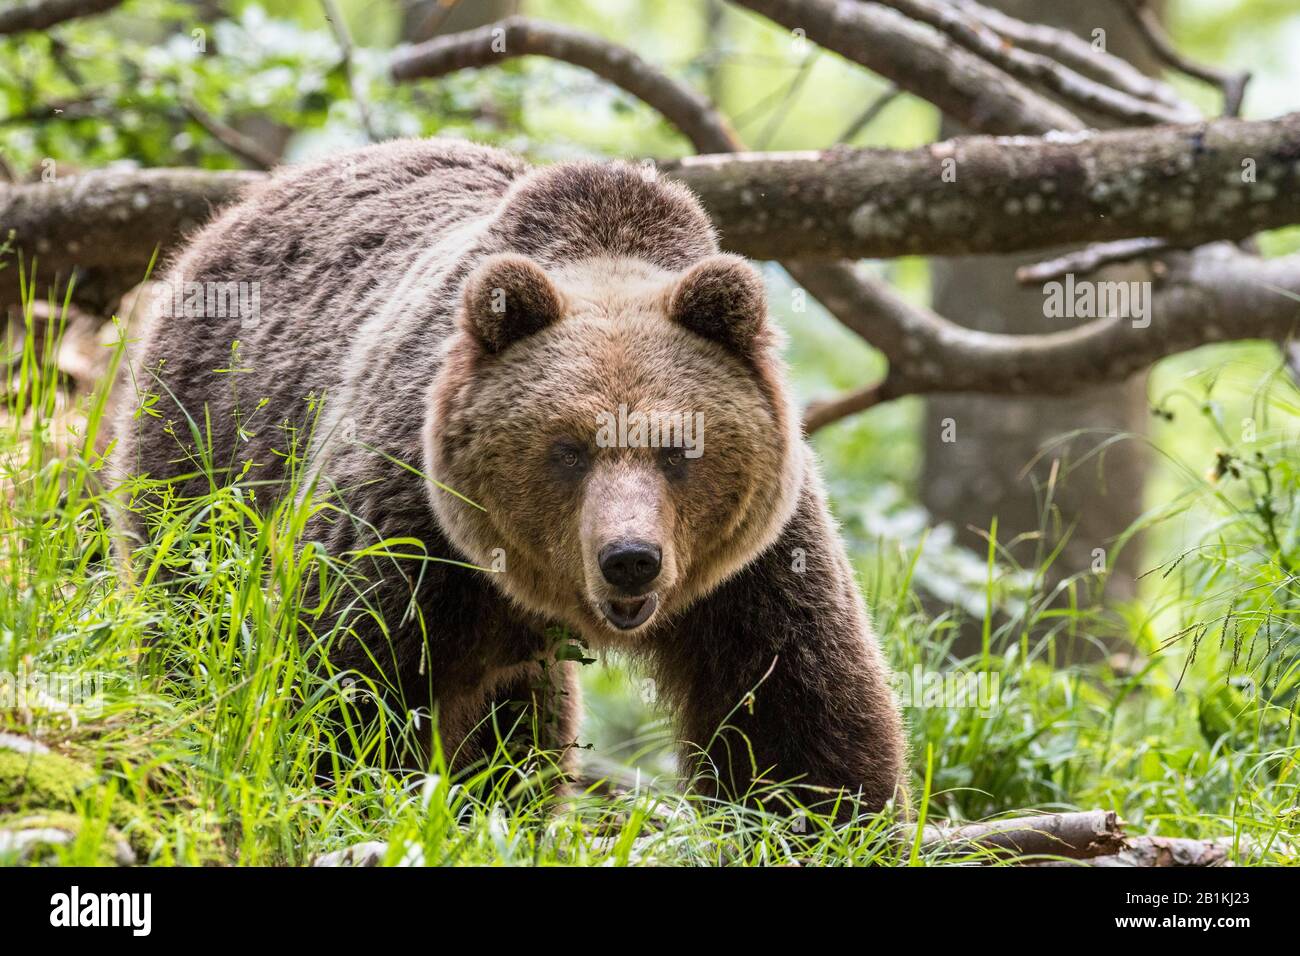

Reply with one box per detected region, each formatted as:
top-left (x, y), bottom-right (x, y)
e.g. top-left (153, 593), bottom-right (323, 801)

top-left (549, 439), bottom-right (589, 478)
top-left (660, 446), bottom-right (690, 479)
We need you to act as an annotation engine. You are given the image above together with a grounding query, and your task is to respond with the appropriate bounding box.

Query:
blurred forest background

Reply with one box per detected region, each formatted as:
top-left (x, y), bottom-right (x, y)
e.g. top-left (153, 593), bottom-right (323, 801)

top-left (3, 0), bottom-right (1300, 862)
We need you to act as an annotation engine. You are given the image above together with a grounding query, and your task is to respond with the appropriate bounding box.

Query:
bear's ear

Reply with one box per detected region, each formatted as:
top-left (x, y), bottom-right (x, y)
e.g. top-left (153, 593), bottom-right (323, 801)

top-left (461, 253), bottom-right (565, 354)
top-left (667, 254), bottom-right (768, 357)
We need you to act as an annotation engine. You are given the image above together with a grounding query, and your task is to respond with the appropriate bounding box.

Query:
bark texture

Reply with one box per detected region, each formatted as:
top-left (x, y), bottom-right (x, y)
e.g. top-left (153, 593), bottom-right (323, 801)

top-left (665, 113), bottom-right (1300, 260)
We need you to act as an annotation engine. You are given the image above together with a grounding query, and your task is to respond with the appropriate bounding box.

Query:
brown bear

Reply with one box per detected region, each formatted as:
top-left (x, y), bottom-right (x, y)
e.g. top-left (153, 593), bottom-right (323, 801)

top-left (113, 138), bottom-right (906, 814)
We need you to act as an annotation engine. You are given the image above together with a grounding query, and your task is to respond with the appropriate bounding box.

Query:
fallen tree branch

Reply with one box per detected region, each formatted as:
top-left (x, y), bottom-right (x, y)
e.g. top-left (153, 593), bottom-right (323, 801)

top-left (0, 167), bottom-right (262, 311)
top-left (6, 13), bottom-right (1296, 435)
top-left (947, 0), bottom-right (1191, 115)
top-left (794, 245), bottom-right (1300, 430)
top-left (1032, 835), bottom-right (1232, 867)
top-left (872, 0), bottom-right (1198, 126)
top-left (387, 15), bottom-right (1300, 438)
top-left (311, 808), bottom-right (1242, 866)
top-left (729, 0), bottom-right (1082, 135)
top-left (0, 0), bottom-right (121, 35)
top-left (911, 810), bottom-right (1255, 865)
top-left (915, 809), bottom-right (1127, 860)
top-left (666, 112), bottom-right (1300, 260)
top-left (376, 21), bottom-right (1299, 265)
top-left (732, 0), bottom-right (1255, 431)
top-left (390, 14), bottom-right (889, 439)
top-left (10, 112), bottom-right (1298, 302)
top-left (392, 17), bottom-right (742, 153)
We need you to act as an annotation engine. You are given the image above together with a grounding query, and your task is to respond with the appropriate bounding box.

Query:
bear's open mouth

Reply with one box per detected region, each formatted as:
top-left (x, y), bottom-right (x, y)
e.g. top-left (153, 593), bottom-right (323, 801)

top-left (600, 593), bottom-right (659, 630)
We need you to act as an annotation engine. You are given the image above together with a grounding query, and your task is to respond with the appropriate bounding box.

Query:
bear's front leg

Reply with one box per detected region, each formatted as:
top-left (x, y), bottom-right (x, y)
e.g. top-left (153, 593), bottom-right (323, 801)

top-left (652, 476), bottom-right (906, 818)
top-left (452, 659), bottom-right (584, 781)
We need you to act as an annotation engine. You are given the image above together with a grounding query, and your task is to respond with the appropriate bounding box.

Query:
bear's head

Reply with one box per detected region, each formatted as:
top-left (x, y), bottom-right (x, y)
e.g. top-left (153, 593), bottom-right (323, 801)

top-left (425, 176), bottom-right (804, 641)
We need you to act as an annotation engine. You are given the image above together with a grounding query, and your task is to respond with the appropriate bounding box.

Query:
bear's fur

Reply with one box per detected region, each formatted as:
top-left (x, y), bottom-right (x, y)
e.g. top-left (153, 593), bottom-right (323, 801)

top-left (113, 138), bottom-right (905, 812)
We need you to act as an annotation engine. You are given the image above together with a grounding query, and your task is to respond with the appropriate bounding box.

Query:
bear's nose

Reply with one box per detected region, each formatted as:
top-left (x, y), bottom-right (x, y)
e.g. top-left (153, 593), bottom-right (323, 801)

top-left (598, 541), bottom-right (662, 593)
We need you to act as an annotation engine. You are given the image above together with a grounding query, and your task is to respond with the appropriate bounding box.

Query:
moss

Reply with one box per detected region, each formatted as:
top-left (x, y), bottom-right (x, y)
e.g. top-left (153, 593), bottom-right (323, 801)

top-left (0, 748), bottom-right (155, 860)
top-left (0, 748), bottom-right (93, 811)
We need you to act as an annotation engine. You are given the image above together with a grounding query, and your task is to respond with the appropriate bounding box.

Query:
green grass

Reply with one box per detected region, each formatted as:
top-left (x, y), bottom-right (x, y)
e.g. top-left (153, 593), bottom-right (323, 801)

top-left (0, 285), bottom-right (1296, 867)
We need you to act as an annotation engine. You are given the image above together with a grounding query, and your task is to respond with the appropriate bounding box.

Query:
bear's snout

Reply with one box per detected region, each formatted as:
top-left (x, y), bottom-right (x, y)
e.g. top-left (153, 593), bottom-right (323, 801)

top-left (594, 538), bottom-right (665, 631)
top-left (598, 540), bottom-right (662, 594)
top-left (578, 462), bottom-right (677, 634)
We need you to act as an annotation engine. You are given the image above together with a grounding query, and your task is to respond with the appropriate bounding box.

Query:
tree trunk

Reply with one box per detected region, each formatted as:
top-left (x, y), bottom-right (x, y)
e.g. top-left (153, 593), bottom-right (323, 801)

top-left (922, 1), bottom-right (1162, 657)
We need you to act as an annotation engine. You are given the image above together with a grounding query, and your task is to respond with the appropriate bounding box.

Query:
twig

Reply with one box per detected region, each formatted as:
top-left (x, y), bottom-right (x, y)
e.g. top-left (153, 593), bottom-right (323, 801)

top-left (754, 49), bottom-right (818, 149)
top-left (803, 380), bottom-right (889, 433)
top-left (321, 0), bottom-right (379, 142)
top-left (1015, 238), bottom-right (1172, 285)
top-left (180, 97), bottom-right (281, 170)
top-left (0, 94), bottom-right (109, 126)
top-left (1116, 0), bottom-right (1250, 116)
top-left (835, 84), bottom-right (901, 145)
top-left (48, 37), bottom-right (88, 87)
